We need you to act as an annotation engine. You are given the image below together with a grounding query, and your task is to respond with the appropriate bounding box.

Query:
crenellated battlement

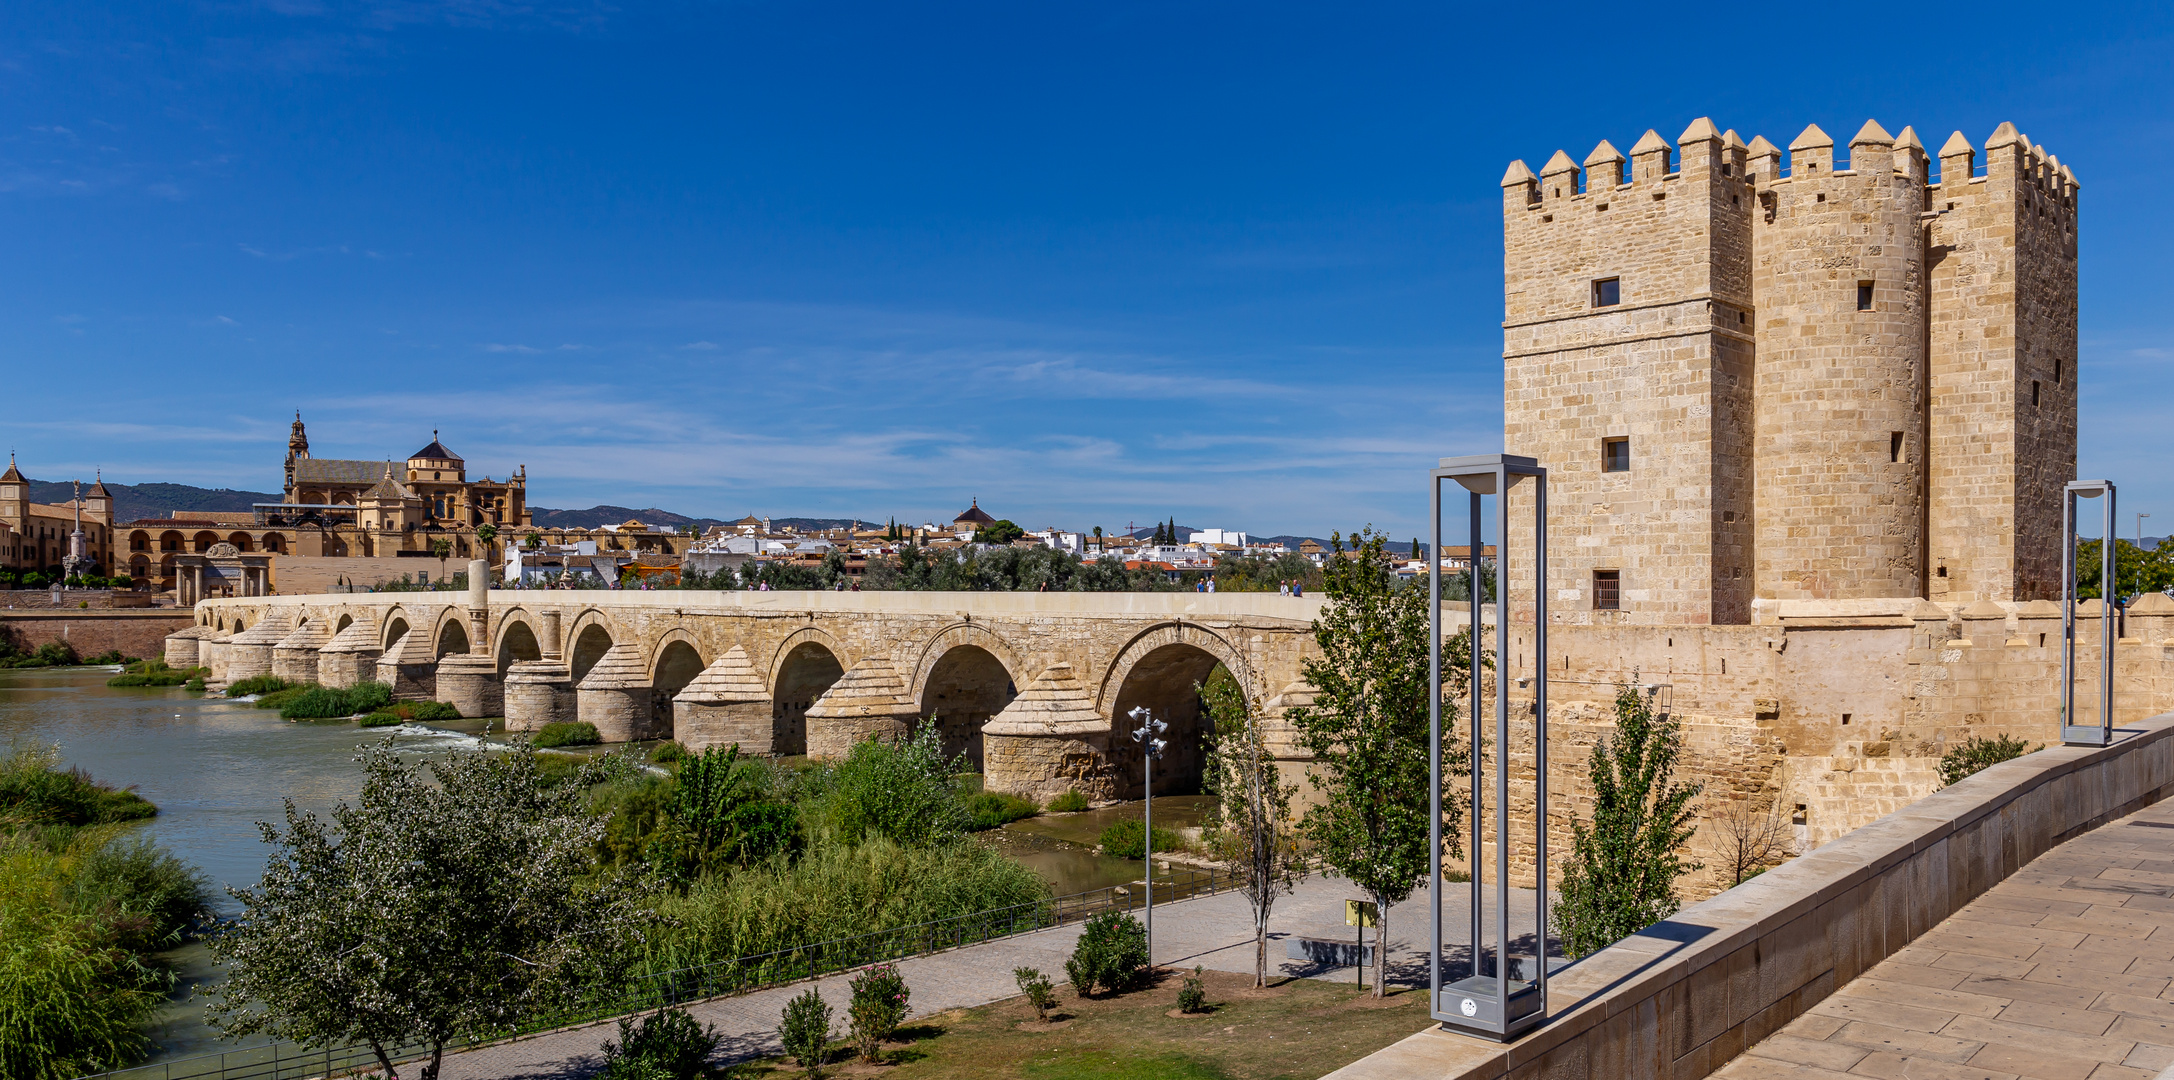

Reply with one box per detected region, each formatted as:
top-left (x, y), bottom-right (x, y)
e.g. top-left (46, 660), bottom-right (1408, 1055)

top-left (1499, 113), bottom-right (2079, 625)
top-left (1502, 118), bottom-right (2078, 220)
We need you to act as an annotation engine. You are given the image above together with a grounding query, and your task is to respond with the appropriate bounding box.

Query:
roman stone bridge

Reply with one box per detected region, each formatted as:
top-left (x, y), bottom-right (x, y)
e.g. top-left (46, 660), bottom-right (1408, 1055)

top-left (166, 586), bottom-right (1327, 800)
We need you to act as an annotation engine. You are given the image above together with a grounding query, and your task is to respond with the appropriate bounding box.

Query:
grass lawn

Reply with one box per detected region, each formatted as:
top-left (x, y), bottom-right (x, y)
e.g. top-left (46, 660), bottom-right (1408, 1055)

top-left (731, 967), bottom-right (1432, 1080)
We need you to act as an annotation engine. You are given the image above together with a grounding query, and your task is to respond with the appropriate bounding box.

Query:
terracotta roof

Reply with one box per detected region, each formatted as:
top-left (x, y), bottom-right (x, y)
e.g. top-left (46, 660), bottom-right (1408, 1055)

top-left (953, 499), bottom-right (996, 525)
top-left (0, 454), bottom-right (22, 483)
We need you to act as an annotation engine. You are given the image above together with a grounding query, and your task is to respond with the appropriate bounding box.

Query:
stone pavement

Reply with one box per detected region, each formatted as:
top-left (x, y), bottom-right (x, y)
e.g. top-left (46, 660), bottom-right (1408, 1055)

top-left (437, 871), bottom-right (1538, 1079)
top-left (1719, 797), bottom-right (2174, 1080)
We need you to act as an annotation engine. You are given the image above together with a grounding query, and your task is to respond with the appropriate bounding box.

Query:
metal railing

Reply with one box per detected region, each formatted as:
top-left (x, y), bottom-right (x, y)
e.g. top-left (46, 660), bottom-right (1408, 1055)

top-left (85, 862), bottom-right (1245, 1080)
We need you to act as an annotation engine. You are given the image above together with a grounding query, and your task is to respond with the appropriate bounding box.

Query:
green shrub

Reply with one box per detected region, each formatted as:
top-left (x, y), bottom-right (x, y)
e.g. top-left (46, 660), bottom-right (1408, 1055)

top-left (1046, 789), bottom-right (1090, 813)
top-left (1939, 733), bottom-right (2040, 787)
top-left (825, 726), bottom-right (968, 847)
top-left (224, 675), bottom-right (291, 698)
top-left (358, 712), bottom-right (404, 728)
top-left (251, 686), bottom-right (311, 712)
top-left (84, 651), bottom-right (136, 667)
top-left (597, 1007), bottom-right (721, 1080)
top-left (651, 741), bottom-right (689, 766)
top-left (961, 791), bottom-right (1038, 831)
top-left (1177, 965), bottom-right (1207, 1013)
top-left (277, 682), bottom-right (393, 720)
top-left (847, 963), bottom-right (909, 1063)
top-left (1065, 911), bottom-right (1148, 996)
top-left (0, 747), bottom-right (157, 828)
top-left (536, 721), bottom-right (602, 748)
top-left (183, 676), bottom-right (205, 692)
top-left (106, 661), bottom-right (203, 688)
top-left (1014, 966), bottom-right (1055, 1020)
top-left (1097, 819), bottom-right (1180, 859)
top-left (65, 836), bottom-right (211, 954)
top-left (0, 843), bottom-right (169, 1080)
top-left (0, 641), bottom-right (83, 669)
top-left (780, 987), bottom-right (832, 1076)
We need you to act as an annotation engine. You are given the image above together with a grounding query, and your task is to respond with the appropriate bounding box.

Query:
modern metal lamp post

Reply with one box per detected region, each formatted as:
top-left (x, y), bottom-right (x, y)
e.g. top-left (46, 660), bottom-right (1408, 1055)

top-left (2062, 480), bottom-right (2118, 746)
top-left (1129, 705), bottom-right (1167, 961)
top-left (1429, 453), bottom-right (1548, 1041)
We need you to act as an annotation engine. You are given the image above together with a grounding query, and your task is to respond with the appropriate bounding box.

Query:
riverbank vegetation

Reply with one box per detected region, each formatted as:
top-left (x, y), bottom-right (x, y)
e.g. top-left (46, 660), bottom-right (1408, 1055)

top-left (0, 744), bottom-right (211, 1080)
top-left (107, 660), bottom-right (205, 687)
top-left (583, 730), bottom-right (1050, 975)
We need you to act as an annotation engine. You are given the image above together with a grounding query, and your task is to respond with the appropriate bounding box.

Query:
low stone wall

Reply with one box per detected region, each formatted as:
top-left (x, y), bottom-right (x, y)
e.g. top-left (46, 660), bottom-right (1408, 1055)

top-left (0, 589), bottom-right (160, 610)
top-left (1327, 710), bottom-right (2174, 1080)
top-left (0, 611), bottom-right (194, 661)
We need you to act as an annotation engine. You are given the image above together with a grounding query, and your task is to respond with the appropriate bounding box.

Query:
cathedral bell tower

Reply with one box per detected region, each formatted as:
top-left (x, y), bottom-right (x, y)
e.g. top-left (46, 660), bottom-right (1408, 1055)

top-left (285, 412), bottom-right (309, 501)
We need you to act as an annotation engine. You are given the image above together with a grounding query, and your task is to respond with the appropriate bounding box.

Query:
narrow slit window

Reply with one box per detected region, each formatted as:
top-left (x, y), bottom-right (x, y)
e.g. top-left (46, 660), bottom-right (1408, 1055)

top-left (1841, 713), bottom-right (1851, 726)
top-left (1857, 281), bottom-right (1875, 311)
top-left (1890, 432), bottom-right (1904, 462)
top-left (1592, 278), bottom-right (1621, 307)
top-left (1593, 570), bottom-right (1621, 611)
top-left (2055, 356), bottom-right (2064, 384)
top-left (2033, 380), bottom-right (2041, 407)
top-left (1602, 436), bottom-right (1631, 473)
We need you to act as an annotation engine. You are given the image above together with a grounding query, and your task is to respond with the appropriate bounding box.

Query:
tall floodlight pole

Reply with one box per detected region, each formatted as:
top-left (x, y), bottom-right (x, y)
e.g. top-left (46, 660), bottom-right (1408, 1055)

top-left (1129, 706), bottom-right (1167, 961)
top-left (1430, 454), bottom-right (1547, 1041)
top-left (2140, 514), bottom-right (2152, 554)
top-left (2062, 480), bottom-right (2118, 746)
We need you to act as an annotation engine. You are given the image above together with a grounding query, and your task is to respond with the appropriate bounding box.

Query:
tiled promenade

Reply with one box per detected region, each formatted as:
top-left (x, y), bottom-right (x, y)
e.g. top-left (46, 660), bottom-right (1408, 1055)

top-left (1720, 797), bottom-right (2174, 1080)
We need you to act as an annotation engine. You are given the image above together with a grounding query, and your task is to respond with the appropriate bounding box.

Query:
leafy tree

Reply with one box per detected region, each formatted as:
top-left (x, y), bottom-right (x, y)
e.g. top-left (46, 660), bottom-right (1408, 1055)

top-left (973, 519), bottom-right (1025, 546)
top-left (1554, 683), bottom-right (1703, 958)
top-left (2074, 538), bottom-right (2174, 602)
top-left (206, 745), bottom-right (659, 1080)
top-left (429, 536), bottom-right (454, 583)
top-left (1201, 676), bottom-right (1304, 987)
top-left (1290, 526), bottom-right (1480, 996)
top-left (476, 523), bottom-right (498, 557)
top-left (523, 532), bottom-right (544, 551)
top-left (660, 745), bottom-right (800, 875)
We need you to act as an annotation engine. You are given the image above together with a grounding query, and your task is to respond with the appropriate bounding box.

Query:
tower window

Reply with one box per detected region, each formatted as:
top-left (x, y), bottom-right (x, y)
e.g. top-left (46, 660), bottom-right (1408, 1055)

top-left (1602, 437), bottom-right (1631, 473)
top-left (1841, 713), bottom-right (1852, 726)
top-left (1592, 278), bottom-right (1621, 307)
top-left (2033, 381), bottom-right (2041, 407)
top-left (1593, 570), bottom-right (1621, 610)
top-left (2056, 357), bottom-right (2064, 384)
top-left (1857, 282), bottom-right (1874, 310)
top-left (1890, 432), bottom-right (1904, 463)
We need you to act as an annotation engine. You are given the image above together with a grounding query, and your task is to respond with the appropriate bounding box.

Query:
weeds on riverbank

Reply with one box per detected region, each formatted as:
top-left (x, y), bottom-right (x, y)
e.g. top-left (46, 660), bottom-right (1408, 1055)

top-left (107, 660), bottom-right (205, 688)
top-left (224, 675), bottom-right (292, 698)
top-left (0, 746), bottom-right (210, 1080)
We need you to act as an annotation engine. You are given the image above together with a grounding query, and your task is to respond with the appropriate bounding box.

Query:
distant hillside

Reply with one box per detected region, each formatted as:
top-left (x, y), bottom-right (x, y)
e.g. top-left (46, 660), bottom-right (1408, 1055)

top-left (26, 479), bottom-right (283, 524)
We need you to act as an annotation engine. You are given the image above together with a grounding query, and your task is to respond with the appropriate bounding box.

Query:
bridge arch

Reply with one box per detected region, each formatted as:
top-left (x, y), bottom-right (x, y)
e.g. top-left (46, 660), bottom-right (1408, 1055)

top-left (432, 609), bottom-right (469, 658)
top-left (381, 608), bottom-right (413, 652)
top-left (770, 627), bottom-right (847, 758)
top-left (910, 624), bottom-right (1025, 770)
top-left (650, 631), bottom-right (705, 712)
top-left (1097, 621), bottom-right (1254, 798)
top-left (496, 614), bottom-right (542, 676)
top-left (567, 611), bottom-right (618, 685)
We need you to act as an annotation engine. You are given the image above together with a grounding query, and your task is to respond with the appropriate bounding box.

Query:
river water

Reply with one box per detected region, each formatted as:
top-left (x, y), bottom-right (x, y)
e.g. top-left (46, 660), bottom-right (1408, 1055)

top-left (0, 667), bottom-right (1208, 1063)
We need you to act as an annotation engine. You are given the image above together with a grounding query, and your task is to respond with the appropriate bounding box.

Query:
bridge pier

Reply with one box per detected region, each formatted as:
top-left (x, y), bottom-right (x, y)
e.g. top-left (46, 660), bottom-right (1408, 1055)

top-left (504, 661), bottom-right (573, 730)
top-left (380, 630), bottom-right (438, 701)
top-left (272, 619), bottom-right (329, 684)
top-left (316, 619), bottom-right (381, 688)
top-left (675, 645), bottom-right (774, 753)
top-left (805, 656), bottom-right (916, 758)
top-left (164, 625), bottom-right (210, 669)
top-left (983, 663), bottom-right (1116, 800)
top-left (435, 654), bottom-right (501, 719)
top-left (224, 612), bottom-right (293, 687)
top-left (577, 642), bottom-right (659, 741)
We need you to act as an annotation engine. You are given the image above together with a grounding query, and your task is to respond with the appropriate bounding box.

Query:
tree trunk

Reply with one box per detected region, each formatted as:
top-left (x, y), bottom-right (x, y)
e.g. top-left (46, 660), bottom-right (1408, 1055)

top-left (420, 1043), bottom-right (445, 1080)
top-left (1255, 913), bottom-right (1267, 988)
top-left (371, 1042), bottom-right (400, 1080)
top-left (1372, 898), bottom-right (1389, 998)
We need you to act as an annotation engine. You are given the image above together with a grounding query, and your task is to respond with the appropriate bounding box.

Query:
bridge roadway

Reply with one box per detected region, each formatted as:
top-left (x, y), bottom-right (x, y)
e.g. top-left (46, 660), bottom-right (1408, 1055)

top-left (171, 589), bottom-right (1332, 801)
top-left (1717, 795), bottom-right (2174, 1080)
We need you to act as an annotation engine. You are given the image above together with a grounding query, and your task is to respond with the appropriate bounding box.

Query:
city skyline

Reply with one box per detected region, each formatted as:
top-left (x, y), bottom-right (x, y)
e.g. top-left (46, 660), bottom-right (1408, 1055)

top-left (3, 2), bottom-right (2168, 538)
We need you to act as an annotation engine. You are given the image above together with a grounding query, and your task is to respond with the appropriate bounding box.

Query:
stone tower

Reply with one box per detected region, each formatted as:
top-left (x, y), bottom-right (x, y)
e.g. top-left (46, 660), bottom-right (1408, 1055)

top-left (284, 412), bottom-right (310, 501)
top-left (1499, 118), bottom-right (2077, 624)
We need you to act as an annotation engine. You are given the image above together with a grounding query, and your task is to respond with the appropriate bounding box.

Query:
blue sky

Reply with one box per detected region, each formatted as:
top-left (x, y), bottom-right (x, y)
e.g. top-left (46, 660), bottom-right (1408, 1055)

top-left (2, 2), bottom-right (2168, 540)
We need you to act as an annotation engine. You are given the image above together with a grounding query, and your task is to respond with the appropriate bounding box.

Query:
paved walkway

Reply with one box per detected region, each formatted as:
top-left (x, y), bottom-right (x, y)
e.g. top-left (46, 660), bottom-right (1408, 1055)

top-left (439, 872), bottom-right (1539, 1079)
top-left (1720, 797), bottom-right (2174, 1080)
